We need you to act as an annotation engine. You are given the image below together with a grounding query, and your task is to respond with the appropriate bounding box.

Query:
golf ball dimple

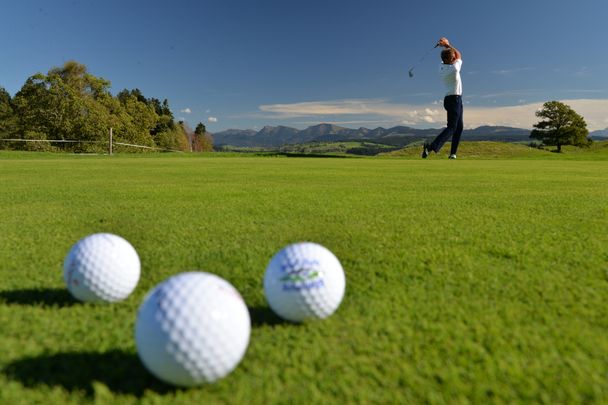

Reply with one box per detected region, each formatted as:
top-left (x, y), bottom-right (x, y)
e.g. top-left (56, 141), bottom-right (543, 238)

top-left (63, 233), bottom-right (140, 303)
top-left (135, 272), bottom-right (251, 387)
top-left (264, 242), bottom-right (346, 322)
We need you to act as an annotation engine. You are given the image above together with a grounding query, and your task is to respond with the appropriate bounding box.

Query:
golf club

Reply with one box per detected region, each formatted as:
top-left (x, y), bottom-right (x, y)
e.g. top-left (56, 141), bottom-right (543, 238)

top-left (408, 43), bottom-right (439, 78)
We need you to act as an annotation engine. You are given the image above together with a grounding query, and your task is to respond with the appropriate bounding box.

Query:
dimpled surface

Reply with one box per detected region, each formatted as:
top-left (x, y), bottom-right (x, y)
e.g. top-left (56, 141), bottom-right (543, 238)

top-left (264, 242), bottom-right (346, 322)
top-left (135, 272), bottom-right (251, 387)
top-left (63, 233), bottom-right (140, 303)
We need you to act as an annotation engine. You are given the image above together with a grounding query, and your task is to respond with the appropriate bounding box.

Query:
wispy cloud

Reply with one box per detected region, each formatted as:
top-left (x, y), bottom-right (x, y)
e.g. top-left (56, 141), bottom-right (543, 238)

top-left (554, 67), bottom-right (594, 78)
top-left (259, 99), bottom-right (444, 125)
top-left (257, 98), bottom-right (608, 130)
top-left (259, 99), bottom-right (386, 117)
top-left (492, 67), bottom-right (535, 76)
top-left (574, 66), bottom-right (590, 78)
top-left (474, 89), bottom-right (543, 99)
top-left (180, 108), bottom-right (192, 114)
top-left (208, 116), bottom-right (218, 123)
top-left (292, 119), bottom-right (393, 126)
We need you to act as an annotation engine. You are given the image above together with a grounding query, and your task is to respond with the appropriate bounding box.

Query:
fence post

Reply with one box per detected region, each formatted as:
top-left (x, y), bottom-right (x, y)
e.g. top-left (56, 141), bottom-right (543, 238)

top-left (109, 128), bottom-right (113, 155)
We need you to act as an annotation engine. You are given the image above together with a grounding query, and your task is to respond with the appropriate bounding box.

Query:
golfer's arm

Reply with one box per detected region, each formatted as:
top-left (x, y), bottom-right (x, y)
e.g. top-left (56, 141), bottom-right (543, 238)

top-left (451, 46), bottom-right (462, 60)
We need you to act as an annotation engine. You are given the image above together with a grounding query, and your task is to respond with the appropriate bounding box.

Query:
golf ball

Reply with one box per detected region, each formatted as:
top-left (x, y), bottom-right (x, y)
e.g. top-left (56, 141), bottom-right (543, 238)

top-left (63, 233), bottom-right (140, 303)
top-left (135, 272), bottom-right (251, 386)
top-left (264, 242), bottom-right (345, 322)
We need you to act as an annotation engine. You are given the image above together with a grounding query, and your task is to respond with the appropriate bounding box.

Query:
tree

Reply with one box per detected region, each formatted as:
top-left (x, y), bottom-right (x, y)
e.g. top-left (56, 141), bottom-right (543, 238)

top-left (0, 87), bottom-right (16, 138)
top-left (530, 101), bottom-right (590, 152)
top-left (117, 93), bottom-right (158, 147)
top-left (12, 73), bottom-right (80, 142)
top-left (193, 122), bottom-right (213, 152)
top-left (154, 121), bottom-right (190, 152)
top-left (194, 123), bottom-right (206, 135)
top-left (11, 62), bottom-right (117, 151)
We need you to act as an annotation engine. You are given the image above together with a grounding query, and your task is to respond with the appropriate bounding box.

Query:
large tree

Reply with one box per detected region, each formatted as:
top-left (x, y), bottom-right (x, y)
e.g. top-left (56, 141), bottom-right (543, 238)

top-left (11, 61), bottom-right (115, 148)
top-left (530, 101), bottom-right (590, 152)
top-left (0, 87), bottom-right (16, 138)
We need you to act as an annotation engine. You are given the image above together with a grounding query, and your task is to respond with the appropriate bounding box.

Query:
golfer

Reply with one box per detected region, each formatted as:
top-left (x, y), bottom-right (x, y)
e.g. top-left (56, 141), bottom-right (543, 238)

top-left (422, 37), bottom-right (462, 159)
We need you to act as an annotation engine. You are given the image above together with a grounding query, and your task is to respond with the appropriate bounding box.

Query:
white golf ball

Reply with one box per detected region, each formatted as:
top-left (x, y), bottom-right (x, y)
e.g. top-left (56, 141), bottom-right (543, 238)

top-left (135, 272), bottom-right (251, 387)
top-left (63, 233), bottom-right (140, 303)
top-left (264, 242), bottom-right (346, 322)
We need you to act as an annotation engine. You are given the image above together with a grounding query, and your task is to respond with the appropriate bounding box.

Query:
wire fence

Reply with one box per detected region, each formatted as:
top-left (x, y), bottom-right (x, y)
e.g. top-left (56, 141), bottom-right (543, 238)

top-left (0, 138), bottom-right (184, 153)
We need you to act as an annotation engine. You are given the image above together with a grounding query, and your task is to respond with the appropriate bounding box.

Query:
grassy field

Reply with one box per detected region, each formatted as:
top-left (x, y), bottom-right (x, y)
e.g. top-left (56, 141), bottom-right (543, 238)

top-left (1, 151), bottom-right (607, 404)
top-left (383, 140), bottom-right (608, 160)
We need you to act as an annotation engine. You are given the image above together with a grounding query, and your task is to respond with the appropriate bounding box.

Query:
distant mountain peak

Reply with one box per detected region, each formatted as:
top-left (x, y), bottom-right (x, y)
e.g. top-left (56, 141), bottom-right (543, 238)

top-left (212, 124), bottom-right (532, 148)
top-left (590, 128), bottom-right (608, 138)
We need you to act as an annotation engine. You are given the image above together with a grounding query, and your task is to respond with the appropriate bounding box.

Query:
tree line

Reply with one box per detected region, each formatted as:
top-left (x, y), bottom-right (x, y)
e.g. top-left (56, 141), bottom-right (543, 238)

top-left (0, 61), bottom-right (213, 152)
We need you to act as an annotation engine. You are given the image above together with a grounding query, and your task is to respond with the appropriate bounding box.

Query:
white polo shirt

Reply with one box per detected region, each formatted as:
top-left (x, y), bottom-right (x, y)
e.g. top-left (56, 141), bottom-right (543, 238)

top-left (439, 59), bottom-right (462, 96)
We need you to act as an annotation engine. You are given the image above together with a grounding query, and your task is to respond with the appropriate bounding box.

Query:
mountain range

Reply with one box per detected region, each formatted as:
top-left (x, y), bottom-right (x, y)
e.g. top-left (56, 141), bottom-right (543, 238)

top-left (590, 128), bottom-right (608, 139)
top-left (211, 124), bottom-right (608, 148)
top-left (211, 124), bottom-right (536, 148)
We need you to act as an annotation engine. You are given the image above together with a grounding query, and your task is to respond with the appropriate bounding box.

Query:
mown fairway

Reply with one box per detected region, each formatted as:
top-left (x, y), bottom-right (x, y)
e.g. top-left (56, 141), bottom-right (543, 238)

top-left (1, 152), bottom-right (607, 404)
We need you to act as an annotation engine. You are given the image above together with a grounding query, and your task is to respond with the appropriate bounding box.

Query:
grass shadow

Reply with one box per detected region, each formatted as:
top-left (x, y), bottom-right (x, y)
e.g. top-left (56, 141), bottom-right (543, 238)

top-left (3, 349), bottom-right (177, 397)
top-left (0, 288), bottom-right (77, 307)
top-left (248, 305), bottom-right (286, 327)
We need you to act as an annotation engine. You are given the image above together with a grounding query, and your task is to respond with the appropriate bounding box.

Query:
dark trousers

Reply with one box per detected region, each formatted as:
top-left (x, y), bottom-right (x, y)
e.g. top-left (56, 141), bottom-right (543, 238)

top-left (429, 95), bottom-right (463, 155)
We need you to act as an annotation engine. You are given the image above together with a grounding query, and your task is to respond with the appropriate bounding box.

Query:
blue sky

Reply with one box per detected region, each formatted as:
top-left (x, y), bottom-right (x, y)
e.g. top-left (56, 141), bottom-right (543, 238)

top-left (2, 0), bottom-right (607, 132)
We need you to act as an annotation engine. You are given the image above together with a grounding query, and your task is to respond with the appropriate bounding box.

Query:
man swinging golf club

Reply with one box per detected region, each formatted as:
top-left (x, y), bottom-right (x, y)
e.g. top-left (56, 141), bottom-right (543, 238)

top-left (422, 37), bottom-right (462, 159)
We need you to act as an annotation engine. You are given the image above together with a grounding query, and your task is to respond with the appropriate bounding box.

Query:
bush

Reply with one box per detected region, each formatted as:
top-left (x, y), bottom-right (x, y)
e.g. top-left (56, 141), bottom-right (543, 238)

top-left (23, 131), bottom-right (56, 152)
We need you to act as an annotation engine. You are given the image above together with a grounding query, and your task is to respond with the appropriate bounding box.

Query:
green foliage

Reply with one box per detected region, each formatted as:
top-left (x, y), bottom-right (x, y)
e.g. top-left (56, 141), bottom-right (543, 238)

top-left (194, 122), bottom-right (206, 135)
top-left (0, 155), bottom-right (607, 403)
top-left (22, 131), bottom-right (55, 152)
top-left (115, 89), bottom-right (184, 150)
top-left (11, 63), bottom-right (115, 148)
top-left (117, 94), bottom-right (157, 147)
top-left (530, 101), bottom-right (591, 152)
top-left (192, 122), bottom-right (213, 152)
top-left (5, 61), bottom-right (191, 152)
top-left (0, 86), bottom-right (16, 137)
top-left (152, 123), bottom-right (190, 152)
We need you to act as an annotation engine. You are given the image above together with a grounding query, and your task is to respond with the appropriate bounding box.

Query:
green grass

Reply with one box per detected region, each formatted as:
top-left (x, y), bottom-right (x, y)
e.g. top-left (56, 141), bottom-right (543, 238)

top-left (384, 140), bottom-right (608, 160)
top-left (1, 152), bottom-right (607, 403)
top-left (218, 140), bottom-right (398, 156)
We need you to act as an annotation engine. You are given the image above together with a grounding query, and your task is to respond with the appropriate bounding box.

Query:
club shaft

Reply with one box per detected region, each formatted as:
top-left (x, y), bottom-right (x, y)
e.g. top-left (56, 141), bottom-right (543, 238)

top-left (409, 44), bottom-right (439, 74)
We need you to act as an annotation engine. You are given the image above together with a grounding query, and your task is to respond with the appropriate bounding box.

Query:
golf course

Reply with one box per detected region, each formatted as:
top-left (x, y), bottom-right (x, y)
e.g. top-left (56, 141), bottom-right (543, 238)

top-left (1, 148), bottom-right (607, 403)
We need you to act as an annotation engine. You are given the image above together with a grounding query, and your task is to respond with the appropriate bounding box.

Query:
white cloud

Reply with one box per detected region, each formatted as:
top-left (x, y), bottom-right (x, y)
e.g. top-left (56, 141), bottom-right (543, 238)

top-left (180, 108), bottom-right (192, 114)
top-left (208, 116), bottom-right (218, 123)
top-left (257, 98), bottom-right (608, 130)
top-left (563, 99), bottom-right (608, 130)
top-left (259, 99), bottom-right (385, 117)
top-left (492, 67), bottom-right (534, 76)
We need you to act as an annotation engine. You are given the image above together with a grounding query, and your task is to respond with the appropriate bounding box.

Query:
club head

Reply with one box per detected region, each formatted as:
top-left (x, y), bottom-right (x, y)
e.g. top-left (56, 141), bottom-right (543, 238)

top-left (408, 69), bottom-right (414, 78)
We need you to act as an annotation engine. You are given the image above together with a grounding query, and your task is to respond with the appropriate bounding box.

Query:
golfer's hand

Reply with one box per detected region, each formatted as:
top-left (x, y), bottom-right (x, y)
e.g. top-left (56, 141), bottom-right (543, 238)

top-left (438, 37), bottom-right (450, 48)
